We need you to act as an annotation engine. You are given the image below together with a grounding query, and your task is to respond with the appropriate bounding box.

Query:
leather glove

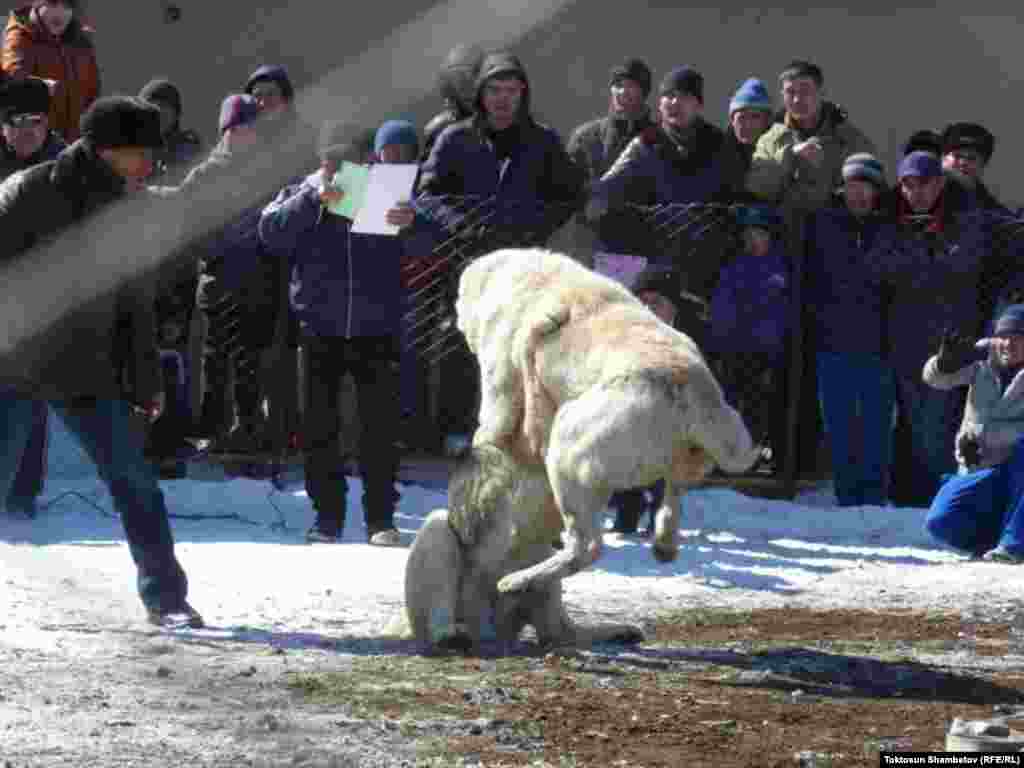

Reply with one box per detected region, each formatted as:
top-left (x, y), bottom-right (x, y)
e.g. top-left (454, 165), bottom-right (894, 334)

top-left (957, 431), bottom-right (983, 469)
top-left (935, 328), bottom-right (977, 374)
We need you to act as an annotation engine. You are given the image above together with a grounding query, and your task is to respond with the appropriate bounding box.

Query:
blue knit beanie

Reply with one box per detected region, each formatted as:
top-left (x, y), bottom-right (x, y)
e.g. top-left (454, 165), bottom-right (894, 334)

top-left (729, 78), bottom-right (772, 116)
top-left (995, 305), bottom-right (1024, 337)
top-left (842, 153), bottom-right (886, 188)
top-left (374, 119), bottom-right (419, 155)
top-left (897, 151), bottom-right (942, 181)
top-left (736, 204), bottom-right (782, 234)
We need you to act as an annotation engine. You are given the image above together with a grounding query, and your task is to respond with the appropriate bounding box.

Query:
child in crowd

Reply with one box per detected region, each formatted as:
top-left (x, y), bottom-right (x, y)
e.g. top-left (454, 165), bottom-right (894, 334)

top-left (607, 266), bottom-right (681, 535)
top-left (709, 205), bottom-right (791, 466)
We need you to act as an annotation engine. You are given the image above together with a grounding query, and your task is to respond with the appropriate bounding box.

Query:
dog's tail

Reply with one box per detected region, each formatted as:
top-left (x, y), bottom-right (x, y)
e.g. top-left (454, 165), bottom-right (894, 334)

top-left (688, 366), bottom-right (761, 474)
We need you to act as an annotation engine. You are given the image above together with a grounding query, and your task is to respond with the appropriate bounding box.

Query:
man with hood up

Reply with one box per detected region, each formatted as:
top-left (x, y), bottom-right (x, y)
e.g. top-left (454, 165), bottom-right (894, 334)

top-left (416, 51), bottom-right (584, 446)
top-left (421, 43), bottom-right (484, 162)
top-left (138, 78), bottom-right (201, 186)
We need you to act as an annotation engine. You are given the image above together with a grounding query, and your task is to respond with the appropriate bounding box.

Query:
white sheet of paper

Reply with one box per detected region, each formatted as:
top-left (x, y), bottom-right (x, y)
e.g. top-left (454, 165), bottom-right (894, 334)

top-left (350, 164), bottom-right (419, 236)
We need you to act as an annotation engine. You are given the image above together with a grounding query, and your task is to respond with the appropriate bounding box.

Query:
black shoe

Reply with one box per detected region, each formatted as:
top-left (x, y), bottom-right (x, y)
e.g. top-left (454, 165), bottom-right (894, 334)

top-left (306, 521), bottom-right (343, 543)
top-left (147, 602), bottom-right (204, 629)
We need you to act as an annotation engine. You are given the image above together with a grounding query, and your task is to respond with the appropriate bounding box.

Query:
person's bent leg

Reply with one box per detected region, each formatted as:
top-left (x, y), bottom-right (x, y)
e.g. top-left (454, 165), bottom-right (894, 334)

top-left (925, 464), bottom-right (1005, 556)
top-left (993, 438), bottom-right (1024, 558)
top-left (51, 399), bottom-right (193, 619)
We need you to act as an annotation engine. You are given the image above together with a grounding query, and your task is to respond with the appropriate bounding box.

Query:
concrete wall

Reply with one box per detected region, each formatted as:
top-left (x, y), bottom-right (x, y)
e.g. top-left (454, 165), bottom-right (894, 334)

top-left (5, 1), bottom-right (1023, 203)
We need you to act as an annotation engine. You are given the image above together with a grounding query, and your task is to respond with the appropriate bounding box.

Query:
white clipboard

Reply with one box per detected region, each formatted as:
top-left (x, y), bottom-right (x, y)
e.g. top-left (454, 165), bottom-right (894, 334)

top-left (350, 164), bottom-right (418, 236)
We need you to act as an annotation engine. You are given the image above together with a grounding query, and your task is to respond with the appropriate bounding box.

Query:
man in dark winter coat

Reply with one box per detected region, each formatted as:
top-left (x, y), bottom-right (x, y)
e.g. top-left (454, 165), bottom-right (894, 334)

top-left (261, 119), bottom-right (435, 546)
top-left (587, 65), bottom-right (747, 347)
top-left (0, 95), bottom-right (203, 628)
top-left (940, 122), bottom-right (1008, 213)
top-left (421, 43), bottom-right (484, 162)
top-left (180, 93), bottom-right (289, 452)
top-left (870, 151), bottom-right (1020, 506)
top-left (138, 78), bottom-right (201, 186)
top-left (566, 57), bottom-right (656, 261)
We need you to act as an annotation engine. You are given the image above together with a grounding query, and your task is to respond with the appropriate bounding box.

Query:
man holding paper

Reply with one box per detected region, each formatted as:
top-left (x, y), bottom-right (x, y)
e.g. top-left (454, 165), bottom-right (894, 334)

top-left (259, 119), bottom-right (433, 547)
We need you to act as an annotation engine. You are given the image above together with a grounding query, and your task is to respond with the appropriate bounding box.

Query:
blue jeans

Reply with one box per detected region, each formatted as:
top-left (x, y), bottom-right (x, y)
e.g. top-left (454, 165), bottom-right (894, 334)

top-left (926, 437), bottom-right (1024, 556)
top-left (816, 353), bottom-right (897, 506)
top-left (0, 397), bottom-right (188, 611)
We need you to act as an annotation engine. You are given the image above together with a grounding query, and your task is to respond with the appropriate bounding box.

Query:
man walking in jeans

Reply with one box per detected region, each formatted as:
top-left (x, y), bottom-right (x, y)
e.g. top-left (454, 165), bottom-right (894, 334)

top-left (0, 95), bottom-right (202, 628)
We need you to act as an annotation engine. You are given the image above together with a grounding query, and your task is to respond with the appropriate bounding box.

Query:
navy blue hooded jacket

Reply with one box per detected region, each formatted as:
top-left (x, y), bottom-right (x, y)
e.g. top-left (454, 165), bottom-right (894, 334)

top-left (260, 170), bottom-right (437, 339)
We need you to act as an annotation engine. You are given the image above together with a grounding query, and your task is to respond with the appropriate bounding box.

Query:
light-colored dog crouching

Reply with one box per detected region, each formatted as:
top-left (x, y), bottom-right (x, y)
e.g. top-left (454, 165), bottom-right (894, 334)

top-left (403, 443), bottom-right (643, 655)
top-left (455, 248), bottom-right (760, 595)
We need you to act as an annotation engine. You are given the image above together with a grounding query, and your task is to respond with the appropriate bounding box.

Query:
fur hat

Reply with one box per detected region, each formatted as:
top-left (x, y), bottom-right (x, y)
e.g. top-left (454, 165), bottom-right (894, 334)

top-left (842, 153), bottom-right (886, 188)
top-left (0, 76), bottom-right (51, 121)
top-left (373, 119), bottom-right (418, 155)
top-left (218, 94), bottom-right (261, 135)
top-left (897, 151), bottom-right (942, 180)
top-left (79, 96), bottom-right (163, 149)
top-left (659, 66), bottom-right (703, 103)
top-left (610, 58), bottom-right (653, 97)
top-left (244, 64), bottom-right (295, 103)
top-left (778, 60), bottom-right (823, 86)
top-left (994, 304), bottom-right (1024, 337)
top-left (941, 122), bottom-right (995, 163)
top-left (729, 77), bottom-right (772, 116)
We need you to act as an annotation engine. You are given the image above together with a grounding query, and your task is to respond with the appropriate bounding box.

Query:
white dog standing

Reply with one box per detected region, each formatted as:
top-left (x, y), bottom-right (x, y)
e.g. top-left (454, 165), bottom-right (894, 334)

top-left (455, 248), bottom-right (760, 595)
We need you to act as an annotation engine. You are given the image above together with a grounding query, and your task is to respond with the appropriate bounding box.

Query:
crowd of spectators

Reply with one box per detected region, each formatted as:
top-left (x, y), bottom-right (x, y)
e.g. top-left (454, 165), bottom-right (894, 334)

top-left (3, 0), bottom-right (1024, 637)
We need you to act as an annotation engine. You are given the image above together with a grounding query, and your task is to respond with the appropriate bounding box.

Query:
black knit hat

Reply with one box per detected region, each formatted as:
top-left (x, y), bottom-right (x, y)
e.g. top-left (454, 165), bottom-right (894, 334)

top-left (610, 58), bottom-right (653, 97)
top-left (941, 122), bottom-right (995, 163)
top-left (903, 129), bottom-right (942, 158)
top-left (79, 96), bottom-right (164, 149)
top-left (138, 78), bottom-right (182, 118)
top-left (0, 76), bottom-right (51, 121)
top-left (632, 266), bottom-right (682, 305)
top-left (779, 60), bottom-right (824, 86)
top-left (659, 66), bottom-right (703, 103)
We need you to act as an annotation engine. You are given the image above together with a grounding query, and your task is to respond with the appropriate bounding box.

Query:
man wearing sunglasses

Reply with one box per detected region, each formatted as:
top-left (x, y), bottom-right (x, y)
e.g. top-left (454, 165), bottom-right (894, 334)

top-left (0, 76), bottom-right (65, 181)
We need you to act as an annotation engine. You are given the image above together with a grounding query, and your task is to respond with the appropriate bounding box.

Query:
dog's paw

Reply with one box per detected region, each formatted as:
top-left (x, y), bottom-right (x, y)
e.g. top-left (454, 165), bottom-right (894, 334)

top-left (433, 630), bottom-right (474, 656)
top-left (652, 544), bottom-right (678, 564)
top-left (611, 625), bottom-right (646, 645)
top-left (497, 572), bottom-right (531, 594)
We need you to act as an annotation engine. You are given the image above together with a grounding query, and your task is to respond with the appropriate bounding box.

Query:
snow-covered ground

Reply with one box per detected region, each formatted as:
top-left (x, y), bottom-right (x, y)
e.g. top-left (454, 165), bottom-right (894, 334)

top-left (4, 410), bottom-right (1024, 654)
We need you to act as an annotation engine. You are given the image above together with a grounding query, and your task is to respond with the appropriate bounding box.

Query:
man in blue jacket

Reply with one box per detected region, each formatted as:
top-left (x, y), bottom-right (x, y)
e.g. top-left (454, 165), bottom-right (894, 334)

top-left (260, 120), bottom-right (432, 546)
top-left (417, 51), bottom-right (583, 445)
